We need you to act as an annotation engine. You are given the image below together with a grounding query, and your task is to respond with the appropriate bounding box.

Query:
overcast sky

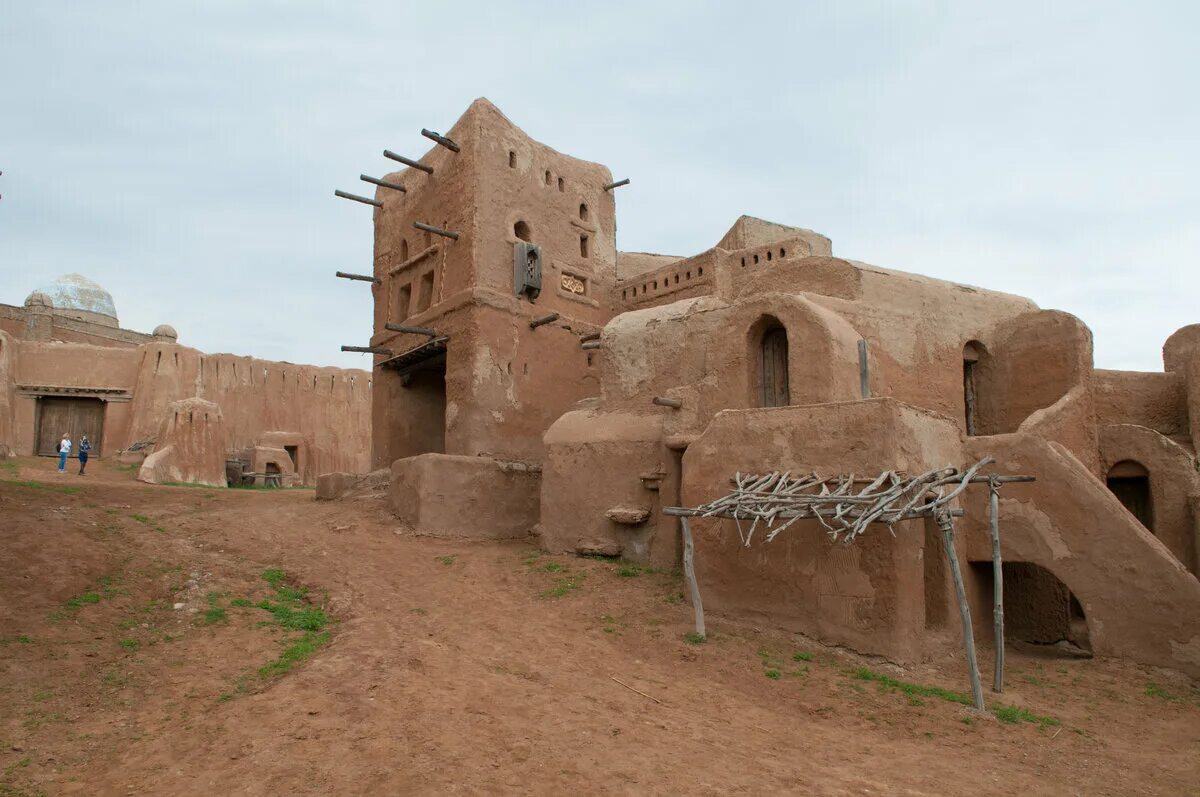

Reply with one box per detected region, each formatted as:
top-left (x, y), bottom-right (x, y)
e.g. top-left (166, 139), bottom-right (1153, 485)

top-left (1, 2), bottom-right (1196, 371)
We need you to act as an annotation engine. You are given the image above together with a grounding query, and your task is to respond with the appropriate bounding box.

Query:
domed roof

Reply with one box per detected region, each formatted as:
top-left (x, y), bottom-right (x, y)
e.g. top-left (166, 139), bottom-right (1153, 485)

top-left (152, 324), bottom-right (178, 340)
top-left (29, 274), bottom-right (117, 322)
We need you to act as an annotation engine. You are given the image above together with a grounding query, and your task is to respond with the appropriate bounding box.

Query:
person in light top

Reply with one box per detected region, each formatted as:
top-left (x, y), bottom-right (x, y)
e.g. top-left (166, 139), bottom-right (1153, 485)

top-left (57, 433), bottom-right (72, 474)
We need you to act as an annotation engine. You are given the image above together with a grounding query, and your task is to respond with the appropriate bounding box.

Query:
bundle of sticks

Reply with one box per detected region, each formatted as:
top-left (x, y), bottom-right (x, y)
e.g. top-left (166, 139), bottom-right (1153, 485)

top-left (693, 457), bottom-right (995, 545)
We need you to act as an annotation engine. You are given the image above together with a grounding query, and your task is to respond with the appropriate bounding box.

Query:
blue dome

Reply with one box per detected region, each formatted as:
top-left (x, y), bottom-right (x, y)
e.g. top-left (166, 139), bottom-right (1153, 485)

top-left (30, 274), bottom-right (118, 322)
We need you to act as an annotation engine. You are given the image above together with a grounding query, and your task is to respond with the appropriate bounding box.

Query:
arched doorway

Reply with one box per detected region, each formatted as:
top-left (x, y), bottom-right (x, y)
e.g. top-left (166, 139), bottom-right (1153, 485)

top-left (963, 341), bottom-right (986, 435)
top-left (758, 320), bottom-right (789, 407)
top-left (1106, 460), bottom-right (1154, 531)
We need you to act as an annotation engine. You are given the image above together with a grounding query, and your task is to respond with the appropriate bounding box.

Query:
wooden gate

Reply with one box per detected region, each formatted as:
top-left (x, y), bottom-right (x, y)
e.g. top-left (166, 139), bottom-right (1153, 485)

top-left (36, 398), bottom-right (105, 457)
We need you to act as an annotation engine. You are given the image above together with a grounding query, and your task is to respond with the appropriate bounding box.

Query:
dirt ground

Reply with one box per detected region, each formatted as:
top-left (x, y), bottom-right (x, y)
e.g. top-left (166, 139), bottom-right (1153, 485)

top-left (1, 456), bottom-right (1198, 796)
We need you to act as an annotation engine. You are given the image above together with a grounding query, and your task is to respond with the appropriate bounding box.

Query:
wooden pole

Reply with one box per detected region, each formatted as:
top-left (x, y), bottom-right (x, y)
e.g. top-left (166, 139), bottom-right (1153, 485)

top-left (652, 396), bottom-right (682, 409)
top-left (420, 128), bottom-right (460, 153)
top-left (334, 189), bottom-right (382, 208)
top-left (383, 150), bottom-right (433, 174)
top-left (679, 516), bottom-right (705, 639)
top-left (989, 480), bottom-right (1005, 692)
top-left (857, 339), bottom-right (870, 398)
top-left (360, 174), bottom-right (406, 193)
top-left (603, 178), bottom-right (631, 190)
top-left (335, 271), bottom-right (380, 284)
top-left (938, 512), bottom-right (986, 712)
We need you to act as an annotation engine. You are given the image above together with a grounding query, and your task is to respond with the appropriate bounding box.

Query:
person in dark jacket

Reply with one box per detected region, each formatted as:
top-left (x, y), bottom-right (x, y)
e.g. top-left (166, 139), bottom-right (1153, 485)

top-left (78, 436), bottom-right (91, 475)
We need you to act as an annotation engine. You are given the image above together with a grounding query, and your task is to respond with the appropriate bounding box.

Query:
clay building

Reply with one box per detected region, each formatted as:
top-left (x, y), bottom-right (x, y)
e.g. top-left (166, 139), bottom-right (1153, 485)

top-left (352, 98), bottom-right (1200, 678)
top-left (0, 274), bottom-right (370, 485)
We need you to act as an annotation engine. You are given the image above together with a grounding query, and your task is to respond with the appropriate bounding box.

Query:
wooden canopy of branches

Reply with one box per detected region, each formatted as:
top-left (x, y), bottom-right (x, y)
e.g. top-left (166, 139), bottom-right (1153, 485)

top-left (664, 456), bottom-right (1036, 712)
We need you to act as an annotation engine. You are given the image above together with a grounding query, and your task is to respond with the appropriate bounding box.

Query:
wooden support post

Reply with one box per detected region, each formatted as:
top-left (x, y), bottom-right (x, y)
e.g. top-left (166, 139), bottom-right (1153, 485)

top-left (383, 323), bottom-right (437, 337)
top-left (420, 128), bottom-right (460, 152)
top-left (579, 331), bottom-right (601, 343)
top-left (335, 271), bottom-right (380, 284)
top-left (413, 221), bottom-right (459, 240)
top-left (989, 479), bottom-right (1005, 693)
top-left (652, 396), bottom-right (682, 409)
top-left (360, 174), bottom-right (406, 193)
top-left (581, 340), bottom-right (601, 350)
top-left (529, 312), bottom-right (559, 329)
top-left (858, 339), bottom-right (870, 398)
top-left (680, 516), bottom-right (705, 639)
top-left (603, 178), bottom-right (630, 190)
top-left (383, 150), bottom-right (434, 174)
top-left (340, 345), bottom-right (392, 355)
top-left (938, 512), bottom-right (986, 712)
top-left (334, 189), bottom-right (382, 208)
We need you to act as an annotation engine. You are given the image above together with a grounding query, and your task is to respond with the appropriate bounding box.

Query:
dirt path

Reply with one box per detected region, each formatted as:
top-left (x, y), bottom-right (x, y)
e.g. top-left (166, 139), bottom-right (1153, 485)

top-left (2, 456), bottom-right (1198, 795)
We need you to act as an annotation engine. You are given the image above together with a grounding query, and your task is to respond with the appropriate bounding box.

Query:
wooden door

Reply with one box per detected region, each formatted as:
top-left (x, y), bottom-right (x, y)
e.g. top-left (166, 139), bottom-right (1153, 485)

top-left (36, 398), bottom-right (105, 457)
top-left (760, 327), bottom-right (790, 407)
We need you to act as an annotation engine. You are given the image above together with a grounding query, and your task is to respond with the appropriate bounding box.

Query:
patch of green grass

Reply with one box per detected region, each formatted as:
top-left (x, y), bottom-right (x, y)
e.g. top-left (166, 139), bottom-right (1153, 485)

top-left (0, 479), bottom-right (81, 494)
top-left (435, 555), bottom-right (456, 567)
top-left (410, 607), bottom-right (428, 616)
top-left (257, 630), bottom-right (331, 678)
top-left (792, 651), bottom-right (813, 662)
top-left (540, 573), bottom-right (585, 599)
top-left (203, 607), bottom-right (227, 625)
top-left (256, 600), bottom-right (327, 631)
top-left (217, 692), bottom-right (234, 703)
top-left (261, 568), bottom-right (286, 587)
top-left (541, 562), bottom-right (562, 573)
top-left (765, 669), bottom-right (781, 680)
top-left (275, 585), bottom-right (307, 602)
top-left (1144, 682), bottom-right (1178, 701)
top-left (663, 592), bottom-right (683, 605)
top-left (521, 552), bottom-right (543, 565)
top-left (616, 563), bottom-right (642, 578)
top-left (118, 638), bottom-right (140, 652)
top-left (114, 463), bottom-right (139, 472)
top-left (130, 513), bottom-right (150, 524)
top-left (31, 691), bottom-right (52, 702)
top-left (0, 460), bottom-right (19, 477)
top-left (851, 667), bottom-right (973, 707)
top-left (852, 667), bottom-right (1061, 727)
top-left (992, 704), bottom-right (1060, 728)
top-left (17, 635), bottom-right (32, 644)
top-left (230, 597), bottom-right (253, 608)
top-left (684, 632), bottom-right (707, 644)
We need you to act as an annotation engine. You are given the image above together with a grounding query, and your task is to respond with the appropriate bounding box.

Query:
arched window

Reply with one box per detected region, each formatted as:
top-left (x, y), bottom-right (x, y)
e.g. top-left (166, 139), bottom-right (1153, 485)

top-left (758, 318), bottom-right (789, 407)
top-left (1106, 460), bottom-right (1154, 531)
top-left (514, 220), bottom-right (531, 242)
top-left (400, 238), bottom-right (409, 261)
top-left (963, 341), bottom-right (985, 435)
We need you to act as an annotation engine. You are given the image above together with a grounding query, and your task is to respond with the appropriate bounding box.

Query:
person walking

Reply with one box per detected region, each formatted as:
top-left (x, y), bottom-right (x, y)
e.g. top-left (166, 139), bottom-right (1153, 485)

top-left (57, 433), bottom-right (72, 474)
top-left (77, 435), bottom-right (91, 476)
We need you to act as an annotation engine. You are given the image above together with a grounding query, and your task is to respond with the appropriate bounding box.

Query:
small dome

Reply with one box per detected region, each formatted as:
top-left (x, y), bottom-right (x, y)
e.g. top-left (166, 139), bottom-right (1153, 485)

top-left (33, 274), bottom-right (118, 324)
top-left (152, 324), bottom-right (178, 341)
top-left (24, 291), bottom-right (53, 308)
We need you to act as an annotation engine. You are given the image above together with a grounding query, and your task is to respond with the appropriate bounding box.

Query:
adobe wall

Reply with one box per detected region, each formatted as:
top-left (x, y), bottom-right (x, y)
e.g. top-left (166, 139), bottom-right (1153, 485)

top-left (541, 405), bottom-right (675, 565)
top-left (971, 310), bottom-right (1093, 436)
top-left (680, 399), bottom-right (964, 664)
top-left (125, 344), bottom-right (371, 482)
top-left (1098, 423), bottom-right (1199, 574)
top-left (0, 331), bottom-right (16, 456)
top-left (369, 99), bottom-right (617, 470)
top-left (0, 338), bottom-right (369, 482)
top-left (1093, 370), bottom-right (1187, 436)
top-left (959, 434), bottom-right (1200, 677)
